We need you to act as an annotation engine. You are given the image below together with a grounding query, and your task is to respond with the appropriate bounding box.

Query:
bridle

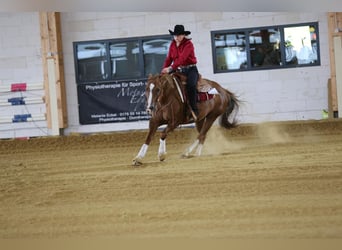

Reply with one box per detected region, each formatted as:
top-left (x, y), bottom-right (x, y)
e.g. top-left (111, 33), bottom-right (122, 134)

top-left (145, 75), bottom-right (176, 119)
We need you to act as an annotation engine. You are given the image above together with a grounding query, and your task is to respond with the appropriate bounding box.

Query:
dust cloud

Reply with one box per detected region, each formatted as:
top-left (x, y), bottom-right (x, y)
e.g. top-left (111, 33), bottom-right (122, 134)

top-left (256, 122), bottom-right (291, 144)
top-left (203, 125), bottom-right (243, 155)
top-left (203, 122), bottom-right (291, 155)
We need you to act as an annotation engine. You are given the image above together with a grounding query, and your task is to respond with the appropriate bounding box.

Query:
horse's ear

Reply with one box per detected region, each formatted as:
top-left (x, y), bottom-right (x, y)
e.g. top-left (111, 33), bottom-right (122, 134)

top-left (148, 73), bottom-right (153, 79)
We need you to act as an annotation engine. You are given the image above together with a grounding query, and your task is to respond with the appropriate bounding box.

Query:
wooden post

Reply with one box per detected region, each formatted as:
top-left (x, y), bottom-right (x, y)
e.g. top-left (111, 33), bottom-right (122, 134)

top-left (334, 36), bottom-right (342, 118)
top-left (39, 12), bottom-right (67, 129)
top-left (327, 12), bottom-right (342, 118)
top-left (328, 13), bottom-right (338, 118)
top-left (47, 58), bottom-right (60, 135)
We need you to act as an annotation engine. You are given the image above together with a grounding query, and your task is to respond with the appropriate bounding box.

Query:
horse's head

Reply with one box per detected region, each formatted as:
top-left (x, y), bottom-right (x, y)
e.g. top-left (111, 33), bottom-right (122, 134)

top-left (145, 74), bottom-right (161, 115)
top-left (145, 74), bottom-right (174, 115)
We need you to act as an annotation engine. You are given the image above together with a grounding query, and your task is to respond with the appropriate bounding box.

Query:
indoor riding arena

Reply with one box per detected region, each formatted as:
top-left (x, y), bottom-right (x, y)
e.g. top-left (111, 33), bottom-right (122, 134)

top-left (1, 11), bottom-right (342, 239)
top-left (1, 120), bottom-right (342, 238)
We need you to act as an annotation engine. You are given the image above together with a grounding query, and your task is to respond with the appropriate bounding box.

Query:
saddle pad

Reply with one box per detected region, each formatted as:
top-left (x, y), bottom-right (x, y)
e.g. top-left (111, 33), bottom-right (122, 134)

top-left (197, 92), bottom-right (215, 102)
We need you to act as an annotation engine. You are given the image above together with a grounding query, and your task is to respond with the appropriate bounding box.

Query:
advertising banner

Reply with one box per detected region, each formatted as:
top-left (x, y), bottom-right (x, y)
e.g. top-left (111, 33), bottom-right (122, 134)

top-left (77, 80), bottom-right (150, 124)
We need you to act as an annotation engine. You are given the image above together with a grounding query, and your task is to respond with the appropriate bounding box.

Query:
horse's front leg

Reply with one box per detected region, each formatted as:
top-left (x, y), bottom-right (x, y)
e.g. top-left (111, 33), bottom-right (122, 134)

top-left (132, 120), bottom-right (158, 166)
top-left (158, 124), bottom-right (176, 161)
top-left (157, 126), bottom-right (169, 161)
top-left (158, 138), bottom-right (166, 161)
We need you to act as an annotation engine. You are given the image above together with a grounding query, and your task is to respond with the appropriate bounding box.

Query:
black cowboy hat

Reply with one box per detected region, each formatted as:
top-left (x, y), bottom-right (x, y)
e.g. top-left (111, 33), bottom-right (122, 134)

top-left (169, 25), bottom-right (191, 36)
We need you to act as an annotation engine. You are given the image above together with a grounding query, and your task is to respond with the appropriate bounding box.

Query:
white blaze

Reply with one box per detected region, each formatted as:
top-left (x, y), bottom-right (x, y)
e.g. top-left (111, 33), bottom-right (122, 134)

top-left (147, 83), bottom-right (155, 112)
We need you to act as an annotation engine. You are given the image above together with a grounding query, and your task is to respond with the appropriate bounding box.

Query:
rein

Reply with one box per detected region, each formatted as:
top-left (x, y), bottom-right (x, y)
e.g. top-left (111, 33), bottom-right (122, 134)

top-left (148, 74), bottom-right (188, 126)
top-left (172, 76), bottom-right (184, 103)
top-left (154, 98), bottom-right (176, 125)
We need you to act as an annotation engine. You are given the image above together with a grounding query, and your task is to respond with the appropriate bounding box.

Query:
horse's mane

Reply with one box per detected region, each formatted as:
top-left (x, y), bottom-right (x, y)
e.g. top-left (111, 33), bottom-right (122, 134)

top-left (162, 74), bottom-right (175, 89)
top-left (172, 72), bottom-right (187, 82)
top-left (153, 74), bottom-right (175, 90)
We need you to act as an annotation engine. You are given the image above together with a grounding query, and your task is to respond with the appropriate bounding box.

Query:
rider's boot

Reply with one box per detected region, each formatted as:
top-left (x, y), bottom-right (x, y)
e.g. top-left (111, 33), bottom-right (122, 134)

top-left (188, 90), bottom-right (199, 122)
top-left (190, 108), bottom-right (198, 122)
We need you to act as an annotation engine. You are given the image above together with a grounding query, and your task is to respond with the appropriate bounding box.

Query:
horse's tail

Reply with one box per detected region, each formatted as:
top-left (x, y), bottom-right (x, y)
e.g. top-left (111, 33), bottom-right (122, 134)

top-left (219, 90), bottom-right (240, 129)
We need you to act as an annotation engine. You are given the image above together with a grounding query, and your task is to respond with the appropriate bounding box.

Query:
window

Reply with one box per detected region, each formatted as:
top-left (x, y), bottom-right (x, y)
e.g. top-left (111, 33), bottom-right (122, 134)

top-left (284, 25), bottom-right (318, 65)
top-left (211, 22), bottom-right (320, 73)
top-left (76, 42), bottom-right (109, 82)
top-left (214, 32), bottom-right (247, 70)
top-left (249, 28), bottom-right (281, 68)
top-left (110, 41), bottom-right (140, 79)
top-left (74, 35), bottom-right (171, 83)
top-left (143, 38), bottom-right (170, 76)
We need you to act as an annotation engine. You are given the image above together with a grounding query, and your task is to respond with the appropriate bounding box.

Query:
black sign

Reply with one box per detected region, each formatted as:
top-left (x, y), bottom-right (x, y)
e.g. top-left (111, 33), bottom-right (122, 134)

top-left (77, 80), bottom-right (150, 124)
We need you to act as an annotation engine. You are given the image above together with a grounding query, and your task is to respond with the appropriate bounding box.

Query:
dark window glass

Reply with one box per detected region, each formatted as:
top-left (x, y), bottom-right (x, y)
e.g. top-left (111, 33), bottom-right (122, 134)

top-left (249, 28), bottom-right (281, 67)
top-left (110, 41), bottom-right (140, 78)
top-left (76, 42), bottom-right (108, 82)
top-left (143, 38), bottom-right (170, 75)
top-left (74, 35), bottom-right (170, 84)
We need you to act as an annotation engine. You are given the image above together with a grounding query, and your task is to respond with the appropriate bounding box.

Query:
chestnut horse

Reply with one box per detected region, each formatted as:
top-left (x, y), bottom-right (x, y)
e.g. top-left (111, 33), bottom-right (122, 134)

top-left (132, 73), bottom-right (239, 166)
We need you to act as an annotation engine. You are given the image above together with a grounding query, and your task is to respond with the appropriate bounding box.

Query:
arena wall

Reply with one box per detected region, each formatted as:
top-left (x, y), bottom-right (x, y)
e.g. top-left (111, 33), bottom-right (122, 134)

top-left (60, 12), bottom-right (331, 135)
top-left (0, 13), bottom-right (47, 139)
top-left (0, 12), bottom-right (332, 138)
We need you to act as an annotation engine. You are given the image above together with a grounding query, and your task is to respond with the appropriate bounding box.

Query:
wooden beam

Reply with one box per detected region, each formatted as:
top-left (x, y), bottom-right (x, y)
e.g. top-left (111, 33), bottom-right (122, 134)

top-left (334, 36), bottom-right (342, 118)
top-left (327, 12), bottom-right (340, 117)
top-left (39, 12), bottom-right (68, 129)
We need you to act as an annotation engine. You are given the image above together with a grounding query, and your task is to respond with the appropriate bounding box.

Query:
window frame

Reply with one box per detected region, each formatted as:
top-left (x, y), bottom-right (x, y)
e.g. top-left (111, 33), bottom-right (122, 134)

top-left (73, 34), bottom-right (171, 84)
top-left (210, 22), bottom-right (320, 74)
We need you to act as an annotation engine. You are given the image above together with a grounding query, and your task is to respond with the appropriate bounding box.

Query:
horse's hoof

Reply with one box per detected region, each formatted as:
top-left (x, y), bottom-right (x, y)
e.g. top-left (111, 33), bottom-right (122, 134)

top-left (158, 153), bottom-right (166, 162)
top-left (181, 153), bottom-right (192, 159)
top-left (132, 158), bottom-right (143, 166)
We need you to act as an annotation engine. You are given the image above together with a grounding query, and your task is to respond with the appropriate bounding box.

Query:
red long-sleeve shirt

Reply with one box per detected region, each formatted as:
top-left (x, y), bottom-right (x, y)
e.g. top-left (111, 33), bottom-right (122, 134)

top-left (162, 38), bottom-right (197, 71)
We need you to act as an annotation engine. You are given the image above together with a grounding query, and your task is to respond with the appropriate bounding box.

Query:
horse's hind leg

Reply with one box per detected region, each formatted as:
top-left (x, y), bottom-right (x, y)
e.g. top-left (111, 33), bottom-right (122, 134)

top-left (183, 115), bottom-right (218, 157)
top-left (198, 115), bottom-right (218, 142)
top-left (182, 119), bottom-right (204, 157)
top-left (182, 139), bottom-right (200, 158)
top-left (197, 115), bottom-right (219, 155)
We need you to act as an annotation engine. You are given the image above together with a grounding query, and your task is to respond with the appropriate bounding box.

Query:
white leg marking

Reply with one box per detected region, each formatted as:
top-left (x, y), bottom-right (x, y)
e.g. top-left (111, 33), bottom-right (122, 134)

top-left (147, 83), bottom-right (154, 109)
top-left (158, 139), bottom-right (166, 156)
top-left (137, 144), bottom-right (149, 159)
top-left (195, 143), bottom-right (203, 156)
top-left (183, 139), bottom-right (199, 157)
top-left (158, 139), bottom-right (167, 161)
top-left (133, 144), bottom-right (149, 166)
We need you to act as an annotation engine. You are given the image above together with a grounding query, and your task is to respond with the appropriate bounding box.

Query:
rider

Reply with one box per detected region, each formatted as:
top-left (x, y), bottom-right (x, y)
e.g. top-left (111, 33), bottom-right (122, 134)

top-left (161, 24), bottom-right (199, 121)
